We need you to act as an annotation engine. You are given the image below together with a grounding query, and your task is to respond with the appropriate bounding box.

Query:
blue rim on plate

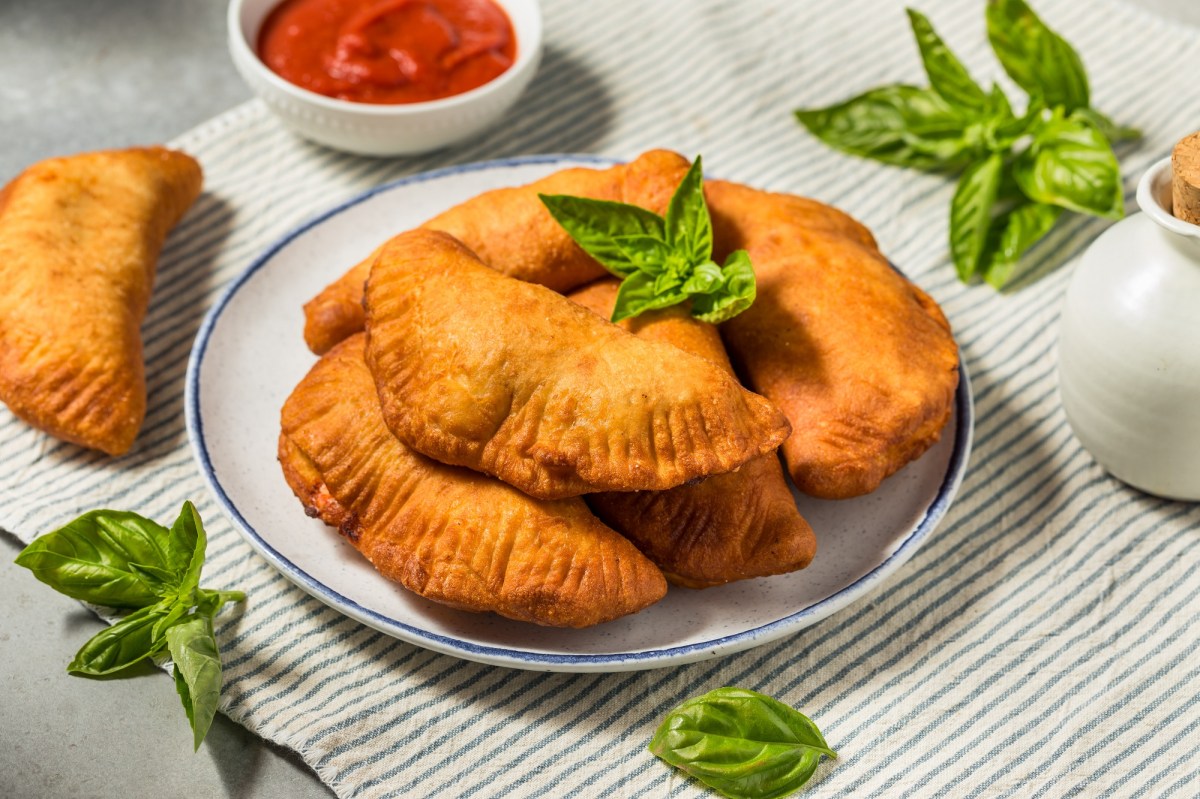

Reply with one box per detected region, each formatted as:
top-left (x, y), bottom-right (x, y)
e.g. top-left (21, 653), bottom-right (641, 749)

top-left (185, 154), bottom-right (974, 671)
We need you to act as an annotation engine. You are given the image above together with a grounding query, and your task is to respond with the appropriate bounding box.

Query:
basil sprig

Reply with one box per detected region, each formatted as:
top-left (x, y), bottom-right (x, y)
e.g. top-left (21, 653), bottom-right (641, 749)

top-left (540, 156), bottom-right (756, 324)
top-left (795, 0), bottom-right (1139, 288)
top-left (650, 687), bottom-right (836, 799)
top-left (15, 502), bottom-right (244, 750)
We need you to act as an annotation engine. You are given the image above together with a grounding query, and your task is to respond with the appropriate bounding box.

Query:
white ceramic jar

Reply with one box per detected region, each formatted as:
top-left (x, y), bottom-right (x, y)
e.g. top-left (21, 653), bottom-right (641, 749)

top-left (1058, 157), bottom-right (1200, 501)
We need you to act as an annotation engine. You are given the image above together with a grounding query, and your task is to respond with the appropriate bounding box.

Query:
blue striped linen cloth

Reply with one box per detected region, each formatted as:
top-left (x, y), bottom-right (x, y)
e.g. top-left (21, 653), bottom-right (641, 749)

top-left (2, 0), bottom-right (1198, 795)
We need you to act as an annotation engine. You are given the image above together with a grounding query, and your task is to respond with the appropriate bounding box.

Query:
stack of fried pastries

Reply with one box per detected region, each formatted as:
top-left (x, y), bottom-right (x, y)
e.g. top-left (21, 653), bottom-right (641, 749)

top-left (281, 150), bottom-right (960, 627)
top-left (283, 228), bottom-right (796, 626)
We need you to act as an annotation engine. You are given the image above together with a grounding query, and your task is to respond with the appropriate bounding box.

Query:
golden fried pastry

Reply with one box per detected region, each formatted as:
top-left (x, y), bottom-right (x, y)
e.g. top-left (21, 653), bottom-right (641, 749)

top-left (0, 147), bottom-right (203, 454)
top-left (569, 280), bottom-right (815, 588)
top-left (302, 149), bottom-right (691, 354)
top-left (363, 229), bottom-right (791, 500)
top-left (706, 180), bottom-right (959, 499)
top-left (302, 244), bottom-right (380, 357)
top-left (280, 335), bottom-right (667, 627)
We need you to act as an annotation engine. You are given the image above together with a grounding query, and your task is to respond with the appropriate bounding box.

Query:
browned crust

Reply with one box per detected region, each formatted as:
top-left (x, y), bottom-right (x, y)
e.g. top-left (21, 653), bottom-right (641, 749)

top-left (302, 253), bottom-right (374, 358)
top-left (0, 146), bottom-right (203, 454)
top-left (278, 432), bottom-right (355, 537)
top-left (279, 335), bottom-right (667, 627)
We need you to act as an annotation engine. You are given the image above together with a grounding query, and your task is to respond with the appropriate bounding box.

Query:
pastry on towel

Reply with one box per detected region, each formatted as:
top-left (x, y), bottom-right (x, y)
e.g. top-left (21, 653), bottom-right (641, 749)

top-left (706, 180), bottom-right (960, 499)
top-left (362, 229), bottom-right (791, 501)
top-left (279, 335), bottom-right (667, 627)
top-left (302, 149), bottom-right (691, 354)
top-left (0, 146), bottom-right (203, 454)
top-left (570, 279), bottom-right (816, 588)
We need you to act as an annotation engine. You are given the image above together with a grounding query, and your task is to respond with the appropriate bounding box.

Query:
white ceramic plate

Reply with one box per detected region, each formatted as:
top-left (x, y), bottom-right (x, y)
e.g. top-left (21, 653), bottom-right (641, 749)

top-left (186, 155), bottom-right (973, 673)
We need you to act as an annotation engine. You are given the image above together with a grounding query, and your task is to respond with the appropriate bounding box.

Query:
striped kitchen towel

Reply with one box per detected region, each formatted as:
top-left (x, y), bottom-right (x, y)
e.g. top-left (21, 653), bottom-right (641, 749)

top-left (2, 0), bottom-right (1198, 796)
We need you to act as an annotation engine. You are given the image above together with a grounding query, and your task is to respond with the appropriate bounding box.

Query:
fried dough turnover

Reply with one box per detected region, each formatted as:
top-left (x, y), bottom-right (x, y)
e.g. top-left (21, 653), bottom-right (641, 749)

top-left (0, 147), bottom-right (202, 454)
top-left (706, 180), bottom-right (960, 499)
top-left (302, 149), bottom-right (691, 354)
top-left (280, 335), bottom-right (667, 627)
top-left (363, 229), bottom-right (790, 500)
top-left (570, 280), bottom-right (816, 588)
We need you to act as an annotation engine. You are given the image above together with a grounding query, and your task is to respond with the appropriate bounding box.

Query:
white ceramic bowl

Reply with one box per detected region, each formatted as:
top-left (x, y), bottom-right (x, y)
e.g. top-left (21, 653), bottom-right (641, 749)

top-left (227, 0), bottom-right (543, 156)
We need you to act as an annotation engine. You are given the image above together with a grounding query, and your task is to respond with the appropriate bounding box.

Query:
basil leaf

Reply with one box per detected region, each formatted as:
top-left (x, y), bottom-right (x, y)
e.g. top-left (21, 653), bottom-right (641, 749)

top-left (168, 501), bottom-right (207, 591)
top-left (1014, 110), bottom-right (1123, 218)
top-left (649, 687), bottom-right (835, 799)
top-left (547, 154), bottom-right (756, 322)
top-left (67, 603), bottom-right (170, 676)
top-left (950, 153), bottom-right (1005, 280)
top-left (167, 614), bottom-right (223, 751)
top-left (995, 156), bottom-right (1025, 203)
top-left (982, 84), bottom-right (1013, 122)
top-left (986, 0), bottom-right (1089, 111)
top-left (983, 201), bottom-right (1062, 288)
top-left (1073, 107), bottom-right (1141, 144)
top-left (665, 156), bottom-right (713, 264)
top-left (611, 270), bottom-right (688, 323)
top-left (21, 502), bottom-right (246, 752)
top-left (653, 270), bottom-right (683, 296)
top-left (152, 596), bottom-right (193, 641)
top-left (538, 194), bottom-right (666, 277)
top-left (989, 94), bottom-right (1044, 152)
top-left (958, 85), bottom-right (1021, 157)
top-left (129, 562), bottom-right (184, 598)
top-left (15, 510), bottom-right (174, 608)
top-left (611, 234), bottom-right (674, 276)
top-left (173, 666), bottom-right (197, 745)
top-left (690, 250), bottom-right (757, 325)
top-left (796, 85), bottom-right (972, 171)
top-left (680, 261), bottom-right (724, 295)
top-left (195, 588), bottom-right (247, 617)
top-left (907, 8), bottom-right (987, 112)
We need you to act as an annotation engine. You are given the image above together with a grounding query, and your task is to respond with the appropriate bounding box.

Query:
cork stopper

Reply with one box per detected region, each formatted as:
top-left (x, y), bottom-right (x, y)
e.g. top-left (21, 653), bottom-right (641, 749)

top-left (1172, 131), bottom-right (1200, 225)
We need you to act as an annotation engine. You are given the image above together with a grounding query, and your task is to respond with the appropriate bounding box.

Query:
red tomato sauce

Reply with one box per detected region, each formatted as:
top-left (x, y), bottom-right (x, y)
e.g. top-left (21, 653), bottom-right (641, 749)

top-left (258, 0), bottom-right (517, 104)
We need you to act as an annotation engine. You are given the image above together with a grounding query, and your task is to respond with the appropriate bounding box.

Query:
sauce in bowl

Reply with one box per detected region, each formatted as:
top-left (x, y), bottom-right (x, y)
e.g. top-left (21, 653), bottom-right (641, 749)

top-left (258, 0), bottom-right (517, 105)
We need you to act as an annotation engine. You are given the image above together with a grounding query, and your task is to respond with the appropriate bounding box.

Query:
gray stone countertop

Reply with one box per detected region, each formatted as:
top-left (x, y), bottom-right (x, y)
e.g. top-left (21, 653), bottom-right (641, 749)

top-left (1, 1), bottom-right (1197, 797)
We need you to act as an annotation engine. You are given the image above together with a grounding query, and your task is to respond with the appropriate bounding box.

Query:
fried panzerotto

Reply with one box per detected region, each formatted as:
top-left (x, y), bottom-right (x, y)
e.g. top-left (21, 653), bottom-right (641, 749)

top-left (279, 335), bottom-right (667, 627)
top-left (706, 180), bottom-right (960, 499)
top-left (0, 147), bottom-right (203, 454)
top-left (302, 149), bottom-right (691, 354)
top-left (570, 280), bottom-right (816, 588)
top-left (363, 229), bottom-right (790, 500)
